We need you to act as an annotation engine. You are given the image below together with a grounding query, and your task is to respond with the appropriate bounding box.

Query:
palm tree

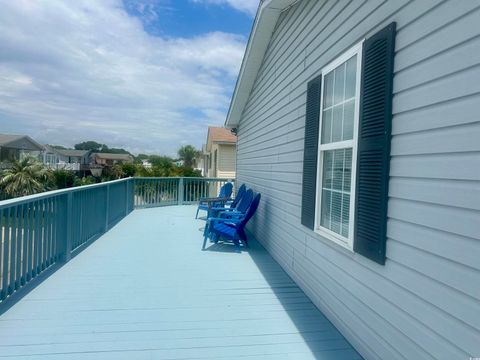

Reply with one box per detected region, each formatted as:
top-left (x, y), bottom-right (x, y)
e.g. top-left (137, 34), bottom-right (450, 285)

top-left (0, 157), bottom-right (51, 198)
top-left (177, 145), bottom-right (201, 169)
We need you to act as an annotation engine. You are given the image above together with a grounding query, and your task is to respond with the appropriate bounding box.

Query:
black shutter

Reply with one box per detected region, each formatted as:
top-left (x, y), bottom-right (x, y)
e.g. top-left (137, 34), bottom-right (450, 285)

top-left (354, 22), bottom-right (396, 264)
top-left (301, 75), bottom-right (322, 230)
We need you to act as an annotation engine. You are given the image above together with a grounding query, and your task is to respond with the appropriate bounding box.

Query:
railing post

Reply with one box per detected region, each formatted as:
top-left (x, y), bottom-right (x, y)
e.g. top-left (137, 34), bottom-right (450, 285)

top-left (63, 192), bottom-right (73, 263)
top-left (105, 184), bottom-right (110, 231)
top-left (178, 178), bottom-right (184, 205)
top-left (125, 179), bottom-right (130, 215)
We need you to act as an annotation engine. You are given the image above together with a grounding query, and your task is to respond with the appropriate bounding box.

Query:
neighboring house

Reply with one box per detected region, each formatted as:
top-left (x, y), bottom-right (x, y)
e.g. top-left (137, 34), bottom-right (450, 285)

top-left (43, 145), bottom-right (91, 171)
top-left (57, 149), bottom-right (91, 167)
top-left (42, 145), bottom-right (60, 166)
top-left (225, 1), bottom-right (480, 360)
top-left (203, 127), bottom-right (236, 179)
top-left (91, 153), bottom-right (133, 167)
top-left (0, 134), bottom-right (43, 164)
top-left (141, 160), bottom-right (152, 169)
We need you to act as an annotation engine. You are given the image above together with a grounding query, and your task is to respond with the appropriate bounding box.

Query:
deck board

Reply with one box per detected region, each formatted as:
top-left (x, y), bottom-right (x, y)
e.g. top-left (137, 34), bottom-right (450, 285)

top-left (0, 206), bottom-right (362, 359)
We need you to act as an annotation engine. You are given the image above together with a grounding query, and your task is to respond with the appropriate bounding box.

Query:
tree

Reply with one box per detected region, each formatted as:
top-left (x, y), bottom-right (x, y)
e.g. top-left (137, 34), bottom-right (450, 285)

top-left (50, 145), bottom-right (68, 150)
top-left (74, 141), bottom-right (131, 155)
top-left (74, 141), bottom-right (106, 152)
top-left (51, 169), bottom-right (75, 189)
top-left (149, 156), bottom-right (175, 177)
top-left (0, 157), bottom-right (51, 198)
top-left (177, 145), bottom-right (201, 169)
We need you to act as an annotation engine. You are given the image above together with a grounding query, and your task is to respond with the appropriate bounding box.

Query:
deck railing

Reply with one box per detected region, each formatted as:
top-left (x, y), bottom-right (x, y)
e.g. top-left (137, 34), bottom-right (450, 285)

top-left (133, 177), bottom-right (233, 207)
top-left (0, 177), bottom-right (234, 311)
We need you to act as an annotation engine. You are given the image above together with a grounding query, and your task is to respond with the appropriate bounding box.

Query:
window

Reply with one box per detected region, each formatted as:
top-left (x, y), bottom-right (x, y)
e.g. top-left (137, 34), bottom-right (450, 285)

top-left (315, 42), bottom-right (363, 250)
top-left (302, 23), bottom-right (396, 264)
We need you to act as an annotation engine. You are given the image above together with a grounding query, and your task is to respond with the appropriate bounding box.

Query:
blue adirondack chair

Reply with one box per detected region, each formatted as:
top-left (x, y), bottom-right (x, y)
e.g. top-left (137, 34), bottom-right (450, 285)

top-left (203, 188), bottom-right (253, 239)
top-left (202, 193), bottom-right (261, 252)
top-left (210, 184), bottom-right (248, 218)
top-left (227, 184), bottom-right (246, 208)
top-left (195, 182), bottom-right (233, 219)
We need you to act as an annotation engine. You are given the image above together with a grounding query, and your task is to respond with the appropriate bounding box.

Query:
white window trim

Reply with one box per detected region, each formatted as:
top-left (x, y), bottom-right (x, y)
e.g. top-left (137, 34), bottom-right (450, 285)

top-left (314, 41), bottom-right (364, 251)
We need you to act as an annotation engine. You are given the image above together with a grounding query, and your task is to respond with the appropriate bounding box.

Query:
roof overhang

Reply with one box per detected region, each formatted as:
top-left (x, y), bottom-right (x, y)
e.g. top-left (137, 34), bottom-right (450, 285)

top-left (225, 0), bottom-right (301, 128)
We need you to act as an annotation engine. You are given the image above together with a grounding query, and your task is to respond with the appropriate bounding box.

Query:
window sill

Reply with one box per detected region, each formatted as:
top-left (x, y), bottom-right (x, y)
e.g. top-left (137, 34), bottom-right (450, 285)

top-left (313, 227), bottom-right (354, 252)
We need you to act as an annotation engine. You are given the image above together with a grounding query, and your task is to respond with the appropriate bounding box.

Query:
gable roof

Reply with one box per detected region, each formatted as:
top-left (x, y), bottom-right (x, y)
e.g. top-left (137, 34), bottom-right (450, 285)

top-left (56, 149), bottom-right (90, 157)
top-left (0, 134), bottom-right (44, 151)
top-left (225, 0), bottom-right (300, 128)
top-left (207, 127), bottom-right (237, 145)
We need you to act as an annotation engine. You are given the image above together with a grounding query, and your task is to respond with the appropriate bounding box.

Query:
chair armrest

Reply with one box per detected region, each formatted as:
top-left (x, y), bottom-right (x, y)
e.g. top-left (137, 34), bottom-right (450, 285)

top-left (219, 211), bottom-right (244, 219)
top-left (200, 196), bottom-right (230, 202)
top-left (206, 217), bottom-right (242, 226)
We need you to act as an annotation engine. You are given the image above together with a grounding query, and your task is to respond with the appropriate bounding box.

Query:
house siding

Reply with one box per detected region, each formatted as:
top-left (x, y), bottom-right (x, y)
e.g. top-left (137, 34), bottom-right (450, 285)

top-left (218, 144), bottom-right (236, 179)
top-left (235, 1), bottom-right (480, 360)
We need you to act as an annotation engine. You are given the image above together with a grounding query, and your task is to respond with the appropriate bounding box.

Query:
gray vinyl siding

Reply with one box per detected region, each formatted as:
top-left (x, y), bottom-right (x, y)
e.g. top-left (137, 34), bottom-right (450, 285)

top-left (235, 1), bottom-right (480, 360)
top-left (218, 144), bottom-right (236, 173)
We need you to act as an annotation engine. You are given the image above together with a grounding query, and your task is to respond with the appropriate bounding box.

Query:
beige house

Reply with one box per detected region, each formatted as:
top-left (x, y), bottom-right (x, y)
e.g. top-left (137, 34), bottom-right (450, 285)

top-left (203, 127), bottom-right (236, 179)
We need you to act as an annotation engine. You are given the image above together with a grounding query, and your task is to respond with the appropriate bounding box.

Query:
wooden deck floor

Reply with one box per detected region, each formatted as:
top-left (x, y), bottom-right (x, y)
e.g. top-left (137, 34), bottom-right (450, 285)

top-left (0, 206), bottom-right (361, 360)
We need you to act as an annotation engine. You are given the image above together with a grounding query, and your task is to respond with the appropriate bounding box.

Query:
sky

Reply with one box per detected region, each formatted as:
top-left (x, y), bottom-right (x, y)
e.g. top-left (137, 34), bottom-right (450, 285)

top-left (0, 0), bottom-right (259, 156)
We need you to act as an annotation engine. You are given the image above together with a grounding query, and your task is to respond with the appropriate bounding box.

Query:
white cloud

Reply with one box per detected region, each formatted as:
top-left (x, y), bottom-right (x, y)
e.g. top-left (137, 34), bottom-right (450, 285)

top-left (191, 0), bottom-right (260, 16)
top-left (0, 0), bottom-right (247, 155)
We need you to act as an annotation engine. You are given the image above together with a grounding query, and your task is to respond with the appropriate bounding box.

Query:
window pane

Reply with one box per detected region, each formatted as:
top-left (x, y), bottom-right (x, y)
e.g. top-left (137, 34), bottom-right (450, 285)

top-left (343, 149), bottom-right (352, 192)
top-left (345, 55), bottom-right (357, 100)
top-left (322, 151), bottom-right (333, 188)
top-left (320, 148), bottom-right (353, 239)
top-left (331, 192), bottom-right (342, 234)
top-left (332, 104), bottom-right (343, 142)
top-left (324, 72), bottom-right (334, 108)
top-left (333, 63), bottom-right (345, 105)
top-left (343, 99), bottom-right (354, 141)
top-left (341, 193), bottom-right (350, 237)
top-left (332, 149), bottom-right (344, 190)
top-left (321, 109), bottom-right (332, 144)
top-left (320, 189), bottom-right (331, 229)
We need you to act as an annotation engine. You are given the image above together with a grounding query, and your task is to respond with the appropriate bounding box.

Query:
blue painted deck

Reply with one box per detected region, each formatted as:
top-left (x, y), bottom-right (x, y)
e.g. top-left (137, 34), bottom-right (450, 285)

top-left (0, 206), bottom-right (361, 360)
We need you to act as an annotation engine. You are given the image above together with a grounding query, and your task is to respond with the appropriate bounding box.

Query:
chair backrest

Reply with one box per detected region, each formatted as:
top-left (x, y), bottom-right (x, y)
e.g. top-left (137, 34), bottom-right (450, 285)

top-left (236, 189), bottom-right (253, 213)
top-left (230, 184), bottom-right (246, 208)
top-left (219, 182), bottom-right (233, 198)
top-left (240, 193), bottom-right (261, 227)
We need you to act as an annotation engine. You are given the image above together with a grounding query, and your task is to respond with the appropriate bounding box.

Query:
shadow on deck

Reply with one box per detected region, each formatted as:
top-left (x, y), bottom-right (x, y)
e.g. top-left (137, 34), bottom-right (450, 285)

top-left (0, 206), bottom-right (361, 359)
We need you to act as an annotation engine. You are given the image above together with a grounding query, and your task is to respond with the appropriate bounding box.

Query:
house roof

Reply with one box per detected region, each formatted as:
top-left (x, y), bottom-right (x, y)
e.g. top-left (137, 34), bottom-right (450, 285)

top-left (225, 0), bottom-right (300, 128)
top-left (94, 153), bottom-right (133, 161)
top-left (0, 133), bottom-right (44, 151)
top-left (207, 127), bottom-right (237, 145)
top-left (56, 149), bottom-right (90, 157)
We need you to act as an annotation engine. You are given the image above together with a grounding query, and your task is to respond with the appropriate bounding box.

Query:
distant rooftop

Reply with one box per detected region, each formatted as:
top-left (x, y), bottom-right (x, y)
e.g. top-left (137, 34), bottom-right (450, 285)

top-left (207, 127), bottom-right (237, 144)
top-left (93, 152), bottom-right (133, 160)
top-left (56, 149), bottom-right (90, 157)
top-left (0, 134), bottom-right (24, 145)
top-left (0, 133), bottom-right (44, 150)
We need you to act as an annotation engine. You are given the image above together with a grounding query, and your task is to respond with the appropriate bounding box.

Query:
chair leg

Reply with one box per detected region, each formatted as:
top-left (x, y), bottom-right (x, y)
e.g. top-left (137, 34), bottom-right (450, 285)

top-left (233, 239), bottom-right (241, 253)
top-left (195, 207), bottom-right (199, 219)
top-left (202, 234), bottom-right (208, 250)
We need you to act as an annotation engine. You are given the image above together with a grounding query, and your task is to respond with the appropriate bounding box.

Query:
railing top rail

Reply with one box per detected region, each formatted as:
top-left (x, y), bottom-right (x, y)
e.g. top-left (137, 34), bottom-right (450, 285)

top-left (0, 177), bottom-right (131, 209)
top-left (135, 177), bottom-right (234, 181)
top-left (0, 177), bottom-right (236, 209)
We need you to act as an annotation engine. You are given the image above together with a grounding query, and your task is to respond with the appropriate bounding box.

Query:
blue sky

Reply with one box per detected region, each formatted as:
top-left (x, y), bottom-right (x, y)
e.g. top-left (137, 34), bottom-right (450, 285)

top-left (123, 0), bottom-right (255, 37)
top-left (0, 0), bottom-right (258, 156)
